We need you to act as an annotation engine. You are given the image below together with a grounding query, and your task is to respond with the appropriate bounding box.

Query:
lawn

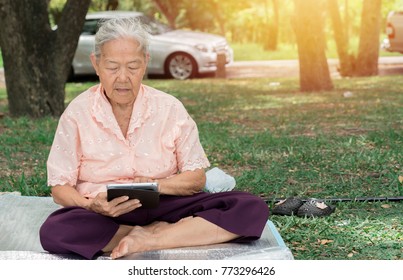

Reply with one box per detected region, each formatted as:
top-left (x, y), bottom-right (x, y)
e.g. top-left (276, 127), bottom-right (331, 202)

top-left (0, 75), bottom-right (402, 260)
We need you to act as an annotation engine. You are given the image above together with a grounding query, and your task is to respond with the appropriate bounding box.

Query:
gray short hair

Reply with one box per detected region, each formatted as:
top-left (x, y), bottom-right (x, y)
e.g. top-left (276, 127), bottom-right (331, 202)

top-left (94, 17), bottom-right (150, 59)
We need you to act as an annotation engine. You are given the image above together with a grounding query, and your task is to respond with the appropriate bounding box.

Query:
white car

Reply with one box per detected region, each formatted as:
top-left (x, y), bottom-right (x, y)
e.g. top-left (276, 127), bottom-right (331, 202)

top-left (71, 11), bottom-right (233, 80)
top-left (383, 11), bottom-right (403, 53)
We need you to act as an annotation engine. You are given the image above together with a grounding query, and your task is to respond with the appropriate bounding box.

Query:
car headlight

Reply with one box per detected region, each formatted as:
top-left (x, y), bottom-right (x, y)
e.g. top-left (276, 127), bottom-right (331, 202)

top-left (194, 44), bottom-right (211, 53)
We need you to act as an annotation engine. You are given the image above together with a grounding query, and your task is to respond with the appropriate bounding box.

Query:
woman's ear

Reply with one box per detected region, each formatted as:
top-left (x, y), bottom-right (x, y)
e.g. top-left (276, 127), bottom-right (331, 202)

top-left (90, 53), bottom-right (99, 76)
top-left (145, 52), bottom-right (150, 64)
top-left (143, 53), bottom-right (150, 76)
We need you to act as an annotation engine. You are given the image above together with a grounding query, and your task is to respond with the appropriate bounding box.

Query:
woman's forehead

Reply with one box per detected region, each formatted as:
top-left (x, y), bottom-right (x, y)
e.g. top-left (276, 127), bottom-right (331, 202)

top-left (100, 38), bottom-right (144, 61)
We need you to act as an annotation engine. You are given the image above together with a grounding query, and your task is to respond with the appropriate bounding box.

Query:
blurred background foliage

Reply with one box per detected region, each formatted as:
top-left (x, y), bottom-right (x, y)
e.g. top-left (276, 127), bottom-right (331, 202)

top-left (47, 0), bottom-right (403, 49)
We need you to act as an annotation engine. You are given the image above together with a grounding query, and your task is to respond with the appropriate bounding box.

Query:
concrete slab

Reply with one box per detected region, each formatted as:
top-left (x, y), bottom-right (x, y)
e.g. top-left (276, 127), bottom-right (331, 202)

top-left (0, 194), bottom-right (293, 260)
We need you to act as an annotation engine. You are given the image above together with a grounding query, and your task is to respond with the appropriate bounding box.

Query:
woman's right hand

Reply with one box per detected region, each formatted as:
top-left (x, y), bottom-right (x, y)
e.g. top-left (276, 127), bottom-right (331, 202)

top-left (87, 192), bottom-right (142, 217)
top-left (51, 184), bottom-right (142, 217)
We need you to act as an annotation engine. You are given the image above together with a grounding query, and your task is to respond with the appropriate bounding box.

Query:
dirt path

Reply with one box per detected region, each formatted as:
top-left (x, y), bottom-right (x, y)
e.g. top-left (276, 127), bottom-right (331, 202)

top-left (1, 57), bottom-right (402, 89)
top-left (225, 57), bottom-right (403, 79)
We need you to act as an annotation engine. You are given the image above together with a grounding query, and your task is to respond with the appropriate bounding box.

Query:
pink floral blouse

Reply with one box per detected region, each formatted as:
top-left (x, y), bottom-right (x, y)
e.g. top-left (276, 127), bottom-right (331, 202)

top-left (47, 84), bottom-right (210, 198)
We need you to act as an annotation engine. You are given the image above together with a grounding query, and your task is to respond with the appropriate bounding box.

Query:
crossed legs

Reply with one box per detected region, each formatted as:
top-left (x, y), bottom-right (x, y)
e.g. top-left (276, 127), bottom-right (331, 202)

top-left (40, 192), bottom-right (269, 259)
top-left (103, 216), bottom-right (239, 259)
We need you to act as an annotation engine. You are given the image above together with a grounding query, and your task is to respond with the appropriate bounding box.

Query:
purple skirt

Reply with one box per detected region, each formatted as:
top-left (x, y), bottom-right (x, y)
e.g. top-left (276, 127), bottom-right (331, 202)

top-left (40, 191), bottom-right (269, 259)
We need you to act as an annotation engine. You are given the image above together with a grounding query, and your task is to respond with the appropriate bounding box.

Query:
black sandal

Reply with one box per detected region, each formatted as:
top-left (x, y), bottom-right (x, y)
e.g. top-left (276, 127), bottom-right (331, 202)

top-left (271, 197), bottom-right (304, 216)
top-left (296, 199), bottom-right (336, 217)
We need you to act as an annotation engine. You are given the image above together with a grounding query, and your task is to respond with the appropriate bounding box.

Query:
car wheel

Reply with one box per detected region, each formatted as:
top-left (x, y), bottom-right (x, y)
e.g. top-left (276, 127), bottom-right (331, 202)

top-left (165, 53), bottom-right (197, 80)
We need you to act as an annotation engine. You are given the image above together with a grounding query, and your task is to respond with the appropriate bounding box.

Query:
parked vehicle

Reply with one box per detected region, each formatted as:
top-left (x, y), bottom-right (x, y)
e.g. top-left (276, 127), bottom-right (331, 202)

top-left (383, 11), bottom-right (403, 53)
top-left (71, 11), bottom-right (233, 80)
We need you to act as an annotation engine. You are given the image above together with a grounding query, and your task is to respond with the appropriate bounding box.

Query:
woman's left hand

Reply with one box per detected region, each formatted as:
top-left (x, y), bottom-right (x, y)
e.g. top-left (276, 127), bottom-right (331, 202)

top-left (87, 192), bottom-right (142, 217)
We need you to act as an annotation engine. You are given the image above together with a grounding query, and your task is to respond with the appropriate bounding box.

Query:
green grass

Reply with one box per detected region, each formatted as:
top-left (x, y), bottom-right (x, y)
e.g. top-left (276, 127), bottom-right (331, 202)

top-left (231, 43), bottom-right (300, 61)
top-left (1, 75), bottom-right (402, 260)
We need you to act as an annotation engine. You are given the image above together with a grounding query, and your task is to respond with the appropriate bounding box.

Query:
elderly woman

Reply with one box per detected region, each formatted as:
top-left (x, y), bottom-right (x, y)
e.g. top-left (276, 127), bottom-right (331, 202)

top-left (39, 17), bottom-right (269, 260)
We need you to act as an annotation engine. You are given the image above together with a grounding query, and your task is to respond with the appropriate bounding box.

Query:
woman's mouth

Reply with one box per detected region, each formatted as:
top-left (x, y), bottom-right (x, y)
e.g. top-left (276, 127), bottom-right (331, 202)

top-left (115, 88), bottom-right (131, 94)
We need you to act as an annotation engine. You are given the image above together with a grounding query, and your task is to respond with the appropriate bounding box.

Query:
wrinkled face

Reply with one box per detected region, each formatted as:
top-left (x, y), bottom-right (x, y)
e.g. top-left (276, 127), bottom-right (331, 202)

top-left (91, 37), bottom-right (149, 106)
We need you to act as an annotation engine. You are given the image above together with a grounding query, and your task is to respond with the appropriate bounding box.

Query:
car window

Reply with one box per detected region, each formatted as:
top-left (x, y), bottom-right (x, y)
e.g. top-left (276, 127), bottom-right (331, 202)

top-left (81, 15), bottom-right (173, 36)
top-left (82, 19), bottom-right (99, 35)
top-left (137, 15), bottom-right (173, 35)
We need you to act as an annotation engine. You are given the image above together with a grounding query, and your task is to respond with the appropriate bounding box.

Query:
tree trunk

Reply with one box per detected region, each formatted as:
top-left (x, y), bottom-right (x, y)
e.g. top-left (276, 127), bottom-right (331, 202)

top-left (264, 0), bottom-right (279, 51)
top-left (0, 0), bottom-right (91, 117)
top-left (106, 0), bottom-right (119, 10)
top-left (152, 0), bottom-right (179, 29)
top-left (354, 0), bottom-right (382, 77)
top-left (212, 1), bottom-right (226, 36)
top-left (292, 0), bottom-right (333, 92)
top-left (327, 0), bottom-right (355, 77)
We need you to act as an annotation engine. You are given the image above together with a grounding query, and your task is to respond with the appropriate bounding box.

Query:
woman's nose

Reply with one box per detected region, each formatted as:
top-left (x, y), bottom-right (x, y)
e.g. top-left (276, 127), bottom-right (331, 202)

top-left (117, 68), bottom-right (129, 81)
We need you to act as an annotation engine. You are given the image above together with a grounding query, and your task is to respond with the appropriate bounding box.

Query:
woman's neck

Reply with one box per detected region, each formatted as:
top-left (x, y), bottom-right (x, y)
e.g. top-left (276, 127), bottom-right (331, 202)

top-left (110, 101), bottom-right (135, 138)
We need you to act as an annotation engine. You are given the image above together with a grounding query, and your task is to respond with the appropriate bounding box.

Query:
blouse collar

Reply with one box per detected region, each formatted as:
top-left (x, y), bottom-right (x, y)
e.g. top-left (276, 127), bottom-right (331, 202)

top-left (91, 84), bottom-right (151, 141)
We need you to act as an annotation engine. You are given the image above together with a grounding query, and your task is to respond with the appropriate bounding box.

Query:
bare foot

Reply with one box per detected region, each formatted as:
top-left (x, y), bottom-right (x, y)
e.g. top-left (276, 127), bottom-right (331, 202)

top-left (143, 221), bottom-right (170, 233)
top-left (110, 226), bottom-right (159, 259)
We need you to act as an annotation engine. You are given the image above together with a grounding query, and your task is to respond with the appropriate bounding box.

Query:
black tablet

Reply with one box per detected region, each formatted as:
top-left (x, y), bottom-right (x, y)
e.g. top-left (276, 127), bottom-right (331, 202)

top-left (106, 182), bottom-right (160, 208)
